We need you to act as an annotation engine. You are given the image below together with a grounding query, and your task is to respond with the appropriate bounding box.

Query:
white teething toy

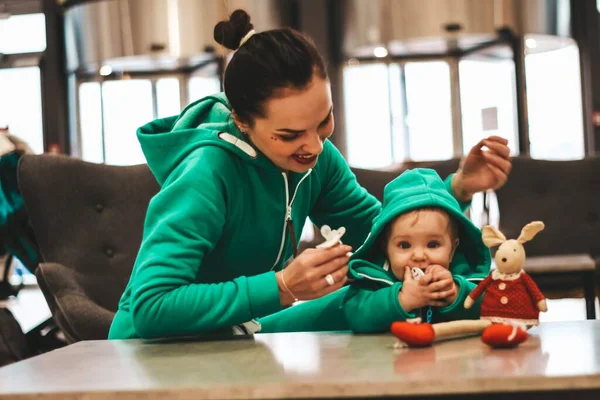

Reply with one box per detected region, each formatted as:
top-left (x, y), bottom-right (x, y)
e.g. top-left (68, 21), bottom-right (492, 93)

top-left (316, 225), bottom-right (346, 249)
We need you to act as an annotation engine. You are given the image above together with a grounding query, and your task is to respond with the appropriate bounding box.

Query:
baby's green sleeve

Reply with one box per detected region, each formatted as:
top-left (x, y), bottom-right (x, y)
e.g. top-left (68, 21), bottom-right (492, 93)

top-left (342, 281), bottom-right (418, 333)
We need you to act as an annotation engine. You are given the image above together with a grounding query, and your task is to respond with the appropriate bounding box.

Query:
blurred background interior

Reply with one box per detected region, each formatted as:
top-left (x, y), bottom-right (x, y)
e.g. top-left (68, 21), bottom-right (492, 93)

top-left (1, 0), bottom-right (600, 351)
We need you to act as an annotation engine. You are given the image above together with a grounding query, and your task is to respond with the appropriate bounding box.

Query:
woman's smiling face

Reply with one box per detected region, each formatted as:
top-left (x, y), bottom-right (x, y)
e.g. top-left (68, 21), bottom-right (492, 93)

top-left (235, 73), bottom-right (334, 173)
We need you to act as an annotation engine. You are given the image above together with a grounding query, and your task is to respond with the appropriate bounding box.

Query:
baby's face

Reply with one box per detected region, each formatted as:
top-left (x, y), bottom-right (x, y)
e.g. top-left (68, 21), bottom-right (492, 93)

top-left (385, 210), bottom-right (456, 281)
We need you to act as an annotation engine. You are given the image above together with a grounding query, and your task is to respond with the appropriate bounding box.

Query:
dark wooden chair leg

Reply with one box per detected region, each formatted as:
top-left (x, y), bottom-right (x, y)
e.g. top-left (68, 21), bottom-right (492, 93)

top-left (583, 271), bottom-right (597, 320)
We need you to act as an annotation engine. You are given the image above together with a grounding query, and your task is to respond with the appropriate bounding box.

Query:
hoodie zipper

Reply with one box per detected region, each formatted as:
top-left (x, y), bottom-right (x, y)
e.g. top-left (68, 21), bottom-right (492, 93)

top-left (270, 169), bottom-right (313, 270)
top-left (355, 272), bottom-right (394, 286)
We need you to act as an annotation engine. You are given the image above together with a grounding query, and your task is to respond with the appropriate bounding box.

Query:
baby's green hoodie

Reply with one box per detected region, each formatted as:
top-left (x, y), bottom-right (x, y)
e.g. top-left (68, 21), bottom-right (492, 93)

top-left (342, 168), bottom-right (491, 333)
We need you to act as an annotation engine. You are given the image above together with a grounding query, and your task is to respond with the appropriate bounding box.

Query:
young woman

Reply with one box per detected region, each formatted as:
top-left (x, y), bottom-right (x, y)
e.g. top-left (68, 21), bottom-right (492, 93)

top-left (108, 10), bottom-right (511, 339)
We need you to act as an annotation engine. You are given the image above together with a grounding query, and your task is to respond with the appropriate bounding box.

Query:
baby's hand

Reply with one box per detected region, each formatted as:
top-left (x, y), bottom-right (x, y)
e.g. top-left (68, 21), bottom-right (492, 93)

top-left (423, 264), bottom-right (450, 282)
top-left (398, 267), bottom-right (454, 312)
top-left (421, 265), bottom-right (458, 306)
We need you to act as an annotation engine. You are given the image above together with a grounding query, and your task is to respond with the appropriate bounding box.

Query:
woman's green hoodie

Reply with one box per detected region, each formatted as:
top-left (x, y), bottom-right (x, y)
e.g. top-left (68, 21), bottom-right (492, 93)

top-left (108, 93), bottom-right (383, 339)
top-left (108, 94), bottom-right (467, 339)
top-left (341, 168), bottom-right (491, 333)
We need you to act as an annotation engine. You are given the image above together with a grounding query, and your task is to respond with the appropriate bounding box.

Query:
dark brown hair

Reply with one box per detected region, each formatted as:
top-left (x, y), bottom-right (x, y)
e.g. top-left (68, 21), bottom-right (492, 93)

top-left (213, 9), bottom-right (328, 126)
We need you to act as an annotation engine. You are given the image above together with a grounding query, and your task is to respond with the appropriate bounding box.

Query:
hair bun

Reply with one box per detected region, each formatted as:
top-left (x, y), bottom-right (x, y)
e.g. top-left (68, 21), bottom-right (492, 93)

top-left (214, 9), bottom-right (254, 50)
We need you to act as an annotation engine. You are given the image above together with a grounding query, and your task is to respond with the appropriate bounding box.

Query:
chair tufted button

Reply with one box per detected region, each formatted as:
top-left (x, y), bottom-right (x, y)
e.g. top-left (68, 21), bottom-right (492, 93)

top-left (105, 248), bottom-right (114, 258)
top-left (96, 204), bottom-right (104, 213)
top-left (500, 296), bottom-right (508, 305)
top-left (498, 283), bottom-right (506, 290)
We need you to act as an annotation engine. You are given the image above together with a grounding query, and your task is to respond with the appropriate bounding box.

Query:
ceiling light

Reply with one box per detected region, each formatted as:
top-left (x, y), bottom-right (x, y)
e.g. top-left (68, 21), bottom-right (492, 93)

top-left (525, 38), bottom-right (537, 49)
top-left (99, 65), bottom-right (113, 76)
top-left (373, 47), bottom-right (388, 58)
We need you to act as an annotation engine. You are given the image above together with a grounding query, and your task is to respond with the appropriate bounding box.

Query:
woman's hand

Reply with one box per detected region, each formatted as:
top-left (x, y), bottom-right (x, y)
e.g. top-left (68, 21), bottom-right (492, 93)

top-left (452, 136), bottom-right (512, 202)
top-left (276, 244), bottom-right (352, 306)
top-left (398, 267), bottom-right (456, 312)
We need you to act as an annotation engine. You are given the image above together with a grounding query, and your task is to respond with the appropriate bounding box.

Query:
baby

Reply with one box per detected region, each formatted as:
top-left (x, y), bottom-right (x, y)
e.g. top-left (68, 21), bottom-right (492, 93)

top-left (342, 168), bottom-right (491, 333)
top-left (385, 207), bottom-right (461, 317)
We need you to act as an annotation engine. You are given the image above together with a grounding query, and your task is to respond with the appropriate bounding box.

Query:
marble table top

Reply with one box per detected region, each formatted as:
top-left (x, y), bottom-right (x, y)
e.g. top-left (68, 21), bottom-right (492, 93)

top-left (0, 320), bottom-right (599, 399)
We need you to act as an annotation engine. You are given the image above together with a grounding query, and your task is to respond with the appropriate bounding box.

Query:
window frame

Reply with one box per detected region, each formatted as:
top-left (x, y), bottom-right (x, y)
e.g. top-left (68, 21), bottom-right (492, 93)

top-left (343, 55), bottom-right (462, 167)
top-left (74, 72), bottom-right (183, 164)
top-left (73, 60), bottom-right (222, 164)
top-left (0, 2), bottom-right (46, 152)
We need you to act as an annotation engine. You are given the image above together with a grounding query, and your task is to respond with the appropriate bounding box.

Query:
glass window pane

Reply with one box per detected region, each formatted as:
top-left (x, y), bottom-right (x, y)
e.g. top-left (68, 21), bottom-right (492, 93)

top-left (0, 67), bottom-right (44, 153)
top-left (79, 82), bottom-right (104, 163)
top-left (102, 80), bottom-right (153, 166)
top-left (0, 14), bottom-right (46, 54)
top-left (389, 64), bottom-right (406, 162)
top-left (188, 76), bottom-right (220, 104)
top-left (404, 62), bottom-right (453, 161)
top-left (343, 63), bottom-right (393, 169)
top-left (525, 39), bottom-right (584, 160)
top-left (156, 78), bottom-right (181, 118)
top-left (459, 58), bottom-right (519, 155)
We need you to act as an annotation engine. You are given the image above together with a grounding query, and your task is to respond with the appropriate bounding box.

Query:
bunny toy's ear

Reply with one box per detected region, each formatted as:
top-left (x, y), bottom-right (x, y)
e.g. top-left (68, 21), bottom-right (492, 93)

top-left (517, 221), bottom-right (545, 244)
top-left (482, 225), bottom-right (507, 248)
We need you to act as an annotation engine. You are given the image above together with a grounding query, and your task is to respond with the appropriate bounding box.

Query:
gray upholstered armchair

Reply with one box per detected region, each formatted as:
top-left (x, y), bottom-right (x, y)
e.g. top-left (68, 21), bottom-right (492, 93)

top-left (495, 156), bottom-right (600, 319)
top-left (17, 155), bottom-right (159, 342)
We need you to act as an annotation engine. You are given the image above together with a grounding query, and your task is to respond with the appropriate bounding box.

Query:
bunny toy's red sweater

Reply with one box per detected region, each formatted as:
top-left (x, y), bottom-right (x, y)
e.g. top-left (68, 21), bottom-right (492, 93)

top-left (468, 270), bottom-right (545, 326)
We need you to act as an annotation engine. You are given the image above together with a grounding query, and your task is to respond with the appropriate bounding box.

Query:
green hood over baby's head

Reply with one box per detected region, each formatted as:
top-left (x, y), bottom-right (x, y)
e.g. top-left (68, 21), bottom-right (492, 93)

top-left (348, 168), bottom-right (491, 282)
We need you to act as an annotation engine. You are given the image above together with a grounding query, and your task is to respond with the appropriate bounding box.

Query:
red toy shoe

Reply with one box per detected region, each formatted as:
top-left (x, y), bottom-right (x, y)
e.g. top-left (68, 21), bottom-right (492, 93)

top-left (391, 321), bottom-right (435, 347)
top-left (481, 323), bottom-right (528, 348)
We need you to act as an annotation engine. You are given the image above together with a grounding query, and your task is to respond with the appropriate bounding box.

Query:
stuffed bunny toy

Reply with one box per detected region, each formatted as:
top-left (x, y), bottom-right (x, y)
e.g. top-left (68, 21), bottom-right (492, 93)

top-left (391, 221), bottom-right (548, 349)
top-left (463, 221), bottom-right (548, 347)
